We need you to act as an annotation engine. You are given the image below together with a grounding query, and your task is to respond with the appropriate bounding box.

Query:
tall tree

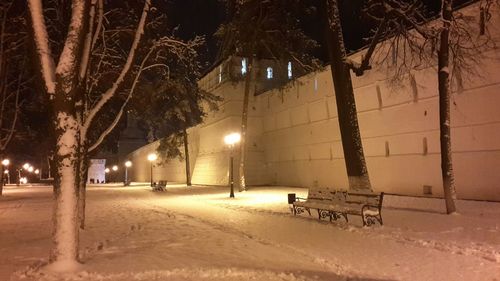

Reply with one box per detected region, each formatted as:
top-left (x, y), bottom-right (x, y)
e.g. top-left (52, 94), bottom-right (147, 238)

top-left (0, 1), bottom-right (29, 195)
top-left (28, 0), bottom-right (154, 270)
top-left (216, 0), bottom-right (320, 191)
top-left (365, 0), bottom-right (496, 213)
top-left (130, 49), bottom-right (220, 186)
top-left (323, 0), bottom-right (400, 191)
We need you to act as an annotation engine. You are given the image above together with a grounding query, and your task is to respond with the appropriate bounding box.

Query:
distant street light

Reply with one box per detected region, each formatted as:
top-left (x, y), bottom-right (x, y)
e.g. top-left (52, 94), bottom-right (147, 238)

top-left (147, 153), bottom-right (157, 187)
top-left (23, 163), bottom-right (30, 170)
top-left (4, 169), bottom-right (10, 184)
top-left (124, 161), bottom-right (132, 186)
top-left (112, 165), bottom-right (118, 171)
top-left (1, 159), bottom-right (9, 185)
top-left (28, 166), bottom-right (34, 173)
top-left (224, 132), bottom-right (241, 198)
top-left (104, 167), bottom-right (110, 183)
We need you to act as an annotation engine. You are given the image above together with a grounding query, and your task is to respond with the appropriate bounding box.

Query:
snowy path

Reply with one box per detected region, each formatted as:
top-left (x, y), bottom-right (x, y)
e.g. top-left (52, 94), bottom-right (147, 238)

top-left (1, 184), bottom-right (499, 280)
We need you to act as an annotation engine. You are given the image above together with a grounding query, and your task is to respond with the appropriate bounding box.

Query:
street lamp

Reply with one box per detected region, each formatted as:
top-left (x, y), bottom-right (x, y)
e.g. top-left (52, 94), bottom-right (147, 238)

top-left (23, 163), bottom-right (30, 170)
top-left (224, 132), bottom-right (241, 198)
top-left (147, 153), bottom-right (157, 187)
top-left (124, 161), bottom-right (132, 186)
top-left (1, 159), bottom-right (9, 185)
top-left (105, 168), bottom-right (110, 183)
top-left (4, 169), bottom-right (10, 184)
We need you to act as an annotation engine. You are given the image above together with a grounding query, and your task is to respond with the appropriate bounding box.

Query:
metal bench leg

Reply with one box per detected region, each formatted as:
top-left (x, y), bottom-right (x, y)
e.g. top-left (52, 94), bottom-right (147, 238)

top-left (342, 213), bottom-right (348, 223)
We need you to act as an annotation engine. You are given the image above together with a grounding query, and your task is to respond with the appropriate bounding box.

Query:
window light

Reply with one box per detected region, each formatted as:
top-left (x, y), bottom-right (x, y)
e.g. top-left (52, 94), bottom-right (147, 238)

top-left (266, 67), bottom-right (273, 79)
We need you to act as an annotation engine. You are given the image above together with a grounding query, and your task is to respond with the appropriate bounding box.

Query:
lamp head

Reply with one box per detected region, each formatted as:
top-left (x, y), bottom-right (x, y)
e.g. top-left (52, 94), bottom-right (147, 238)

top-left (147, 153), bottom-right (157, 162)
top-left (224, 133), bottom-right (241, 146)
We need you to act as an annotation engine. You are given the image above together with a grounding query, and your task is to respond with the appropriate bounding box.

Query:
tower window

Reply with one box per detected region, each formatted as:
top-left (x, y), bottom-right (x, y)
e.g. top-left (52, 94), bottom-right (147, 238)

top-left (287, 61), bottom-right (293, 79)
top-left (266, 67), bottom-right (273, 79)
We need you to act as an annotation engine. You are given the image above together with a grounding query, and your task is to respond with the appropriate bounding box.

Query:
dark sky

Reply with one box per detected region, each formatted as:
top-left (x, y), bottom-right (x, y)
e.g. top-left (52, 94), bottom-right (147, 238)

top-left (164, 0), bottom-right (396, 65)
top-left (166, 0), bottom-right (475, 68)
top-left (167, 0), bottom-right (226, 67)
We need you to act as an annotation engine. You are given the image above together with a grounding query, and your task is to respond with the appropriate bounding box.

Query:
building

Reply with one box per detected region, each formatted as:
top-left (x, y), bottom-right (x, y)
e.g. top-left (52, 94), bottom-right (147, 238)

top-left (127, 3), bottom-right (500, 201)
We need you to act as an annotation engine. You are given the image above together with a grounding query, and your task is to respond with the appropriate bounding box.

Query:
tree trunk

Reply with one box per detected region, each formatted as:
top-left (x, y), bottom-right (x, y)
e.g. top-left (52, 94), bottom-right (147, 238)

top-left (438, 0), bottom-right (457, 214)
top-left (238, 56), bottom-right (254, 192)
top-left (49, 108), bottom-right (81, 270)
top-left (183, 128), bottom-right (191, 186)
top-left (77, 152), bottom-right (89, 229)
top-left (326, 0), bottom-right (371, 191)
top-left (0, 154), bottom-right (4, 196)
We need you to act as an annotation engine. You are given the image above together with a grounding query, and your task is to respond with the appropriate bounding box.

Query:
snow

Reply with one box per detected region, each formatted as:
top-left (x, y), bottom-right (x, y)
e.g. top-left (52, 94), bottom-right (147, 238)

top-left (55, 0), bottom-right (86, 94)
top-left (1, 184), bottom-right (499, 281)
top-left (27, 0), bottom-right (56, 94)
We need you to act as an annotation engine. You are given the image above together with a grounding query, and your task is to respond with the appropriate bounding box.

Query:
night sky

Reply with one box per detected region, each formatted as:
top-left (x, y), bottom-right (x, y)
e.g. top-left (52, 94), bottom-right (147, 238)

top-left (166, 0), bottom-right (474, 69)
top-left (166, 0), bottom-right (373, 67)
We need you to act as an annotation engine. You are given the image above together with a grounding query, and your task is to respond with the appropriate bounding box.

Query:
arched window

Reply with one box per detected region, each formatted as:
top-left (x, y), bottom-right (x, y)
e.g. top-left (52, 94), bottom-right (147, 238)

top-left (266, 67), bottom-right (273, 79)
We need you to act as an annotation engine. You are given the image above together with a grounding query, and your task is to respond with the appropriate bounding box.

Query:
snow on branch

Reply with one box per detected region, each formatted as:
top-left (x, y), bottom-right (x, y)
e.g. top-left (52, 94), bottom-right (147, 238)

top-left (27, 0), bottom-right (56, 95)
top-left (79, 0), bottom-right (98, 81)
top-left (88, 36), bottom-right (203, 152)
top-left (55, 0), bottom-right (87, 94)
top-left (82, 0), bottom-right (151, 138)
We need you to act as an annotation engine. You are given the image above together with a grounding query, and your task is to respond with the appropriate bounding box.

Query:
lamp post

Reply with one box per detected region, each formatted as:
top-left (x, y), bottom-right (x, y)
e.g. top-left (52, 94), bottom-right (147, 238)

top-left (105, 168), bottom-right (110, 183)
top-left (2, 159), bottom-right (9, 185)
top-left (4, 170), bottom-right (10, 184)
top-left (224, 132), bottom-right (241, 198)
top-left (147, 153), bottom-right (157, 187)
top-left (124, 161), bottom-right (132, 186)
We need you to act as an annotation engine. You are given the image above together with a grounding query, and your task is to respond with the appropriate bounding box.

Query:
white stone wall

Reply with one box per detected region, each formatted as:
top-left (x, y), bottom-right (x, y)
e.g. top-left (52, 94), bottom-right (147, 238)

top-left (128, 3), bottom-right (500, 200)
top-left (127, 142), bottom-right (187, 184)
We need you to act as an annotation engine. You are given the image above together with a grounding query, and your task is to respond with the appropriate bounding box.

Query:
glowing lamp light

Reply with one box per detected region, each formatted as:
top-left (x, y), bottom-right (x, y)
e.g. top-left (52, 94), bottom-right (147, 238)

top-left (105, 168), bottom-right (110, 173)
top-left (27, 166), bottom-right (34, 173)
top-left (112, 165), bottom-right (118, 171)
top-left (147, 153), bottom-right (157, 162)
top-left (23, 163), bottom-right (30, 170)
top-left (125, 161), bottom-right (132, 168)
top-left (1, 159), bottom-right (9, 166)
top-left (224, 133), bottom-right (241, 146)
top-left (20, 177), bottom-right (28, 184)
top-left (4, 169), bottom-right (8, 174)
top-left (35, 169), bottom-right (40, 175)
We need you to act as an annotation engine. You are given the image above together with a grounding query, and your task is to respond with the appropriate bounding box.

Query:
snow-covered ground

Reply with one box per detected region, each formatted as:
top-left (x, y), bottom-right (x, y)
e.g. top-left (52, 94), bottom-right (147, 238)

top-left (1, 184), bottom-right (499, 281)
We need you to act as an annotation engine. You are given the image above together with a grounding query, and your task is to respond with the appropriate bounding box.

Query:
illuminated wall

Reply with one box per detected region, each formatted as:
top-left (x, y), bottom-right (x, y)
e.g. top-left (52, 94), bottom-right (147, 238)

top-left (128, 3), bottom-right (500, 200)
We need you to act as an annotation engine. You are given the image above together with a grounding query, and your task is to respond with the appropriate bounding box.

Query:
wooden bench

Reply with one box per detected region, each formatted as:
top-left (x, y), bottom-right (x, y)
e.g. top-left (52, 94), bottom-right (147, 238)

top-left (152, 180), bottom-right (167, 192)
top-left (290, 188), bottom-right (384, 226)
